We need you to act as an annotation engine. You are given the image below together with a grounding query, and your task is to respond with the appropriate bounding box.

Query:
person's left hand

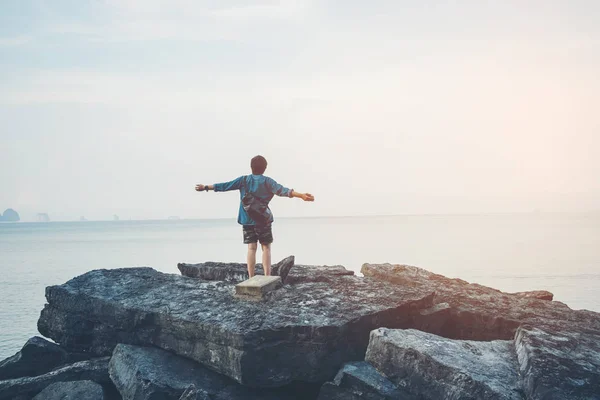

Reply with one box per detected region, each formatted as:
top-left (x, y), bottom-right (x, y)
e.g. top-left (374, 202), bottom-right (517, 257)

top-left (195, 184), bottom-right (205, 192)
top-left (302, 193), bottom-right (315, 202)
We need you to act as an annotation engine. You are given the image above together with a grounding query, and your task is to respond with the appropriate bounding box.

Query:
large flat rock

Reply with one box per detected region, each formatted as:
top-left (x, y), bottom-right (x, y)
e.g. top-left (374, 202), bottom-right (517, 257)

top-left (361, 263), bottom-right (600, 340)
top-left (38, 267), bottom-right (434, 387)
top-left (365, 328), bottom-right (523, 400)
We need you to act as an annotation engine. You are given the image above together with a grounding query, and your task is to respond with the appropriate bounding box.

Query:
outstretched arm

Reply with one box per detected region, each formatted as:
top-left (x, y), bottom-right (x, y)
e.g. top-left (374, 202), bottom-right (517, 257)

top-left (195, 184), bottom-right (214, 191)
top-left (195, 176), bottom-right (244, 192)
top-left (267, 178), bottom-right (315, 201)
top-left (291, 190), bottom-right (314, 202)
top-left (267, 178), bottom-right (314, 201)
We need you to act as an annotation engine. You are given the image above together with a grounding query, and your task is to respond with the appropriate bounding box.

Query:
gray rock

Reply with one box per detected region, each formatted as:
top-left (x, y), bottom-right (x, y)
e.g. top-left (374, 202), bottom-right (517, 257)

top-left (317, 361), bottom-right (412, 400)
top-left (0, 358), bottom-right (110, 400)
top-left (361, 263), bottom-right (600, 398)
top-left (109, 344), bottom-right (230, 399)
top-left (0, 336), bottom-right (68, 380)
top-left (178, 385), bottom-right (210, 400)
top-left (109, 344), bottom-right (320, 400)
top-left (177, 262), bottom-right (264, 283)
top-left (361, 263), bottom-right (600, 340)
top-left (32, 380), bottom-right (104, 400)
top-left (515, 325), bottom-right (600, 399)
top-left (365, 328), bottom-right (523, 400)
top-left (178, 260), bottom-right (354, 285)
top-left (270, 255), bottom-right (295, 284)
top-left (179, 256), bottom-right (296, 284)
top-left (211, 384), bottom-right (320, 400)
top-left (38, 267), bottom-right (433, 387)
top-left (511, 290), bottom-right (554, 301)
top-left (282, 264), bottom-right (355, 284)
top-left (408, 302), bottom-right (452, 335)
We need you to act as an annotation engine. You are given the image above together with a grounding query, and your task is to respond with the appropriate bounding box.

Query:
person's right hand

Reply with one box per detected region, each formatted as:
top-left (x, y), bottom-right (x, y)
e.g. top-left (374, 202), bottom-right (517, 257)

top-left (195, 184), bottom-right (205, 192)
top-left (302, 193), bottom-right (315, 202)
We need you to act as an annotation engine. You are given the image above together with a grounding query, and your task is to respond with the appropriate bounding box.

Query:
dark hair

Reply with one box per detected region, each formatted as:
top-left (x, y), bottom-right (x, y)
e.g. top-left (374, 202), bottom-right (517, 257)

top-left (251, 155), bottom-right (268, 175)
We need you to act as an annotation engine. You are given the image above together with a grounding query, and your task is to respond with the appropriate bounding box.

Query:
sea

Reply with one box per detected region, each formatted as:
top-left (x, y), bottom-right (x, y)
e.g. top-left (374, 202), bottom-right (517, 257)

top-left (0, 213), bottom-right (599, 360)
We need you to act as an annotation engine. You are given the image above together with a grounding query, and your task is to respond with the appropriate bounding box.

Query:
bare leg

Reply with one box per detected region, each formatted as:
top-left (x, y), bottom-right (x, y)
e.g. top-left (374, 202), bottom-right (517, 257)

top-left (261, 243), bottom-right (272, 276)
top-left (247, 243), bottom-right (258, 278)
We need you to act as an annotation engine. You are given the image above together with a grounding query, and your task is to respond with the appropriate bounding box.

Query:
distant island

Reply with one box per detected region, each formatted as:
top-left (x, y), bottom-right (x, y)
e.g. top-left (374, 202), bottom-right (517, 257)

top-left (36, 213), bottom-right (50, 222)
top-left (0, 208), bottom-right (20, 222)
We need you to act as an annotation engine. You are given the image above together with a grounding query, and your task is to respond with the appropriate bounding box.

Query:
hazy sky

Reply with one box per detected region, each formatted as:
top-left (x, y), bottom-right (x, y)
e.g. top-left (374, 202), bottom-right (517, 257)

top-left (1, 1), bottom-right (599, 221)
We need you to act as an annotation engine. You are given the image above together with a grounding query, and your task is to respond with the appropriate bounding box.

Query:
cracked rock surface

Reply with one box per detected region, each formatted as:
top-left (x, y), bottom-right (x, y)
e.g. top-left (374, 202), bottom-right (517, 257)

top-left (20, 261), bottom-right (600, 399)
top-left (178, 258), bottom-right (354, 285)
top-left (365, 328), bottom-right (523, 400)
top-left (38, 266), bottom-right (433, 387)
top-left (358, 263), bottom-right (600, 399)
top-left (361, 263), bottom-right (600, 340)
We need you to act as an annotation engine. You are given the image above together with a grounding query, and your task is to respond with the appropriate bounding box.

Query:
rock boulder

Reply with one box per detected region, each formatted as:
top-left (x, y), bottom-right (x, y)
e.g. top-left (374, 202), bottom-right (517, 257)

top-left (0, 336), bottom-right (68, 380)
top-left (0, 358), bottom-right (110, 400)
top-left (270, 255), bottom-right (295, 283)
top-left (515, 325), bottom-right (600, 399)
top-left (317, 361), bottom-right (412, 400)
top-left (38, 267), bottom-right (433, 387)
top-left (361, 264), bottom-right (600, 398)
top-left (361, 263), bottom-right (600, 340)
top-left (512, 290), bottom-right (554, 301)
top-left (109, 344), bottom-right (230, 400)
top-left (178, 259), bottom-right (354, 285)
top-left (365, 328), bottom-right (523, 400)
top-left (32, 380), bottom-right (105, 400)
top-left (109, 344), bottom-right (322, 400)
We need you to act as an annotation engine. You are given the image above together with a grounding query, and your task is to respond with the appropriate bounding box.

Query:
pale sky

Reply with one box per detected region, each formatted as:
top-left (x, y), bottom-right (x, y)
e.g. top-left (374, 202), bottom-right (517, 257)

top-left (1, 1), bottom-right (599, 221)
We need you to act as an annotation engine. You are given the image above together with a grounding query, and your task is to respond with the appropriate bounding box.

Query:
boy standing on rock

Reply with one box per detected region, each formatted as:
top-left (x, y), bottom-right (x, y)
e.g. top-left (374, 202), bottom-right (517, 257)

top-left (195, 155), bottom-right (314, 277)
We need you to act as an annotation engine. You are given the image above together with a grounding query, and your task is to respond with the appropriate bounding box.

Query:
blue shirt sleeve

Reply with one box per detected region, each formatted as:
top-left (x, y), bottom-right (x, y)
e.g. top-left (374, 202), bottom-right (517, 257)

top-left (266, 177), bottom-right (293, 198)
top-left (214, 176), bottom-right (244, 192)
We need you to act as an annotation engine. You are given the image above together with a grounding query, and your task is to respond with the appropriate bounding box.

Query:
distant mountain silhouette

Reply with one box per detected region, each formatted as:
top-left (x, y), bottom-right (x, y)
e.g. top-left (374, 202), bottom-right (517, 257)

top-left (36, 213), bottom-right (50, 222)
top-left (0, 208), bottom-right (20, 222)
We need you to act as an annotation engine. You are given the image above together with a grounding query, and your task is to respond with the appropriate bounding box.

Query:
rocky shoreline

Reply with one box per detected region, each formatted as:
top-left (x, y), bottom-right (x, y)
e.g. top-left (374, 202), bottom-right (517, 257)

top-left (1, 258), bottom-right (599, 399)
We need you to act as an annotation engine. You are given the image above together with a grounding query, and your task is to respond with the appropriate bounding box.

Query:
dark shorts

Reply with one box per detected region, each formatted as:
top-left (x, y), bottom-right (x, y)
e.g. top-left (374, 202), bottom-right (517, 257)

top-left (243, 224), bottom-right (273, 245)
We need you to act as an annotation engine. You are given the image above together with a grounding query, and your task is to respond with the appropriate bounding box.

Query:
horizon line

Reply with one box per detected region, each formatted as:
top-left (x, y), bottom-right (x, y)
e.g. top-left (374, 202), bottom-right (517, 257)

top-left (4, 210), bottom-right (600, 224)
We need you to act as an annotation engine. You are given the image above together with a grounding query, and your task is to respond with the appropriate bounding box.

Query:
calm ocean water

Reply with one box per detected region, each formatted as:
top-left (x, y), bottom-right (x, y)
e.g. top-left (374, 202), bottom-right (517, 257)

top-left (0, 214), bottom-right (599, 359)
